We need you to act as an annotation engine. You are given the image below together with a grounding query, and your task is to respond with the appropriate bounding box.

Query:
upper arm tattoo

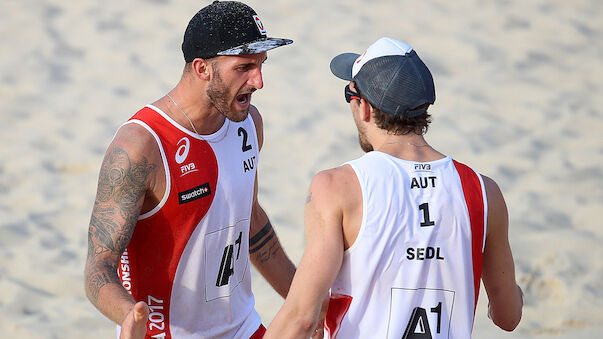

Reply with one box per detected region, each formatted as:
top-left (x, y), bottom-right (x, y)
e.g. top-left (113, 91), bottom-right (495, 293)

top-left (250, 221), bottom-right (275, 253)
top-left (86, 147), bottom-right (155, 302)
top-left (249, 221), bottom-right (281, 264)
top-left (306, 192), bottom-right (312, 204)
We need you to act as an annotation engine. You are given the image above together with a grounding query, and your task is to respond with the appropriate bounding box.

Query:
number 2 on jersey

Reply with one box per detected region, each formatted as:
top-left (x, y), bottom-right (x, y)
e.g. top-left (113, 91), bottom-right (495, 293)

top-left (238, 127), bottom-right (252, 152)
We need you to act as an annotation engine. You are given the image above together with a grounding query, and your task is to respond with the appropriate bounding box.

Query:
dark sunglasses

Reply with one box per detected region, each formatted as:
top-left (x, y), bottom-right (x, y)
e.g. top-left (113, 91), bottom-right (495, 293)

top-left (344, 84), bottom-right (361, 103)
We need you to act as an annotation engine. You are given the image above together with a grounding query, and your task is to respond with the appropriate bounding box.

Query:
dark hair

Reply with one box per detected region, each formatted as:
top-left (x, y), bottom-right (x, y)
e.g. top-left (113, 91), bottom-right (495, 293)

top-left (355, 83), bottom-right (431, 135)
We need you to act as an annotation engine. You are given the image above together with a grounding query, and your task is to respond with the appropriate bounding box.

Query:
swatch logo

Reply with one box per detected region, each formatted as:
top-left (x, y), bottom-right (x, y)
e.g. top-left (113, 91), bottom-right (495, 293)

top-left (178, 183), bottom-right (211, 204)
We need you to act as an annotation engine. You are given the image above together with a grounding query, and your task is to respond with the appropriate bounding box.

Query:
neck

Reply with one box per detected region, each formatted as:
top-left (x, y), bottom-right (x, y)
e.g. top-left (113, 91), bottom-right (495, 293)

top-left (373, 133), bottom-right (428, 150)
top-left (156, 83), bottom-right (225, 135)
top-left (371, 133), bottom-right (446, 162)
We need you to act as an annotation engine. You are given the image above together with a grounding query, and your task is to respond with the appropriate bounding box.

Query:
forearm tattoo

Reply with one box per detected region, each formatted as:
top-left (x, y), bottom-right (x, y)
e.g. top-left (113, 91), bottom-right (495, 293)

top-left (86, 147), bottom-right (155, 303)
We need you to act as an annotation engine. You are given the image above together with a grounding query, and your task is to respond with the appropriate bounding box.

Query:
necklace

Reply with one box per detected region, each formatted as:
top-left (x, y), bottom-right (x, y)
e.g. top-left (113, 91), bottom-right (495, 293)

top-left (386, 141), bottom-right (429, 147)
top-left (167, 93), bottom-right (199, 134)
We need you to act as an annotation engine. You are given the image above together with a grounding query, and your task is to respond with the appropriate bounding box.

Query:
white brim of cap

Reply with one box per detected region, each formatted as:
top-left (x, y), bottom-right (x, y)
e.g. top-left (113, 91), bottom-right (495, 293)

top-left (330, 53), bottom-right (360, 81)
top-left (217, 38), bottom-right (293, 56)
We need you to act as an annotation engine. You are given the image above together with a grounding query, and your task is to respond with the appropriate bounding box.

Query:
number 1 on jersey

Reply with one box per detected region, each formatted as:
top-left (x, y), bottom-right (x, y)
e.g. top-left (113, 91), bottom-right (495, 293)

top-left (402, 302), bottom-right (442, 339)
top-left (419, 203), bottom-right (435, 227)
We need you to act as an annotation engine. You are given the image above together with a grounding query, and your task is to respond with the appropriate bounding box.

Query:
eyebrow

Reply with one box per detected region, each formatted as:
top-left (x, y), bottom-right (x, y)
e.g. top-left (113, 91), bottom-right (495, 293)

top-left (237, 56), bottom-right (267, 69)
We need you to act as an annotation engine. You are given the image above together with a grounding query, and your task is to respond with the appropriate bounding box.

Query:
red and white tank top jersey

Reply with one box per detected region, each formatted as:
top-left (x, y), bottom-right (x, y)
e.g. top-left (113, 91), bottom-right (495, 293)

top-left (117, 105), bottom-right (261, 338)
top-left (325, 151), bottom-right (488, 339)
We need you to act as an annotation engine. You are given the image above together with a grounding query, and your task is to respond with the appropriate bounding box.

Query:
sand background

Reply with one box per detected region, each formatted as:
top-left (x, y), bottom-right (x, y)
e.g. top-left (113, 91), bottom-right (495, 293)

top-left (0, 0), bottom-right (601, 338)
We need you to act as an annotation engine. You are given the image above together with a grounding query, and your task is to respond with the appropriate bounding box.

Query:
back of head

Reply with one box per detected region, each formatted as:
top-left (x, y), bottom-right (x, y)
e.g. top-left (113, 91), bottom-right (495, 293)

top-left (182, 1), bottom-right (293, 62)
top-left (330, 37), bottom-right (436, 134)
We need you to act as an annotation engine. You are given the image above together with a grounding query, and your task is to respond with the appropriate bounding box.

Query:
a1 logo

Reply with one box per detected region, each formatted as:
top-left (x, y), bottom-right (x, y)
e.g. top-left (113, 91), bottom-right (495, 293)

top-left (175, 137), bottom-right (190, 164)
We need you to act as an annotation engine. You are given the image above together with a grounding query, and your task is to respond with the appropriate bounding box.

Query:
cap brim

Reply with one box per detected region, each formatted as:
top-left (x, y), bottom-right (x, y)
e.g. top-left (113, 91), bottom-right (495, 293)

top-left (217, 38), bottom-right (293, 56)
top-left (330, 53), bottom-right (360, 81)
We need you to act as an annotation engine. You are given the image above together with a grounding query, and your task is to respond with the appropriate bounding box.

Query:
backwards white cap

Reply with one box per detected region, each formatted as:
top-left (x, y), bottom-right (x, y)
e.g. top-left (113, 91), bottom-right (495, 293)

top-left (330, 37), bottom-right (435, 117)
top-left (351, 38), bottom-right (413, 78)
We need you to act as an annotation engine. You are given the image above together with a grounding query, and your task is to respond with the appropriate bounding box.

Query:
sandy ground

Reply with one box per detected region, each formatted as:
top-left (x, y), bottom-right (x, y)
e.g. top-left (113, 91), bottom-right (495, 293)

top-left (0, 0), bottom-right (601, 338)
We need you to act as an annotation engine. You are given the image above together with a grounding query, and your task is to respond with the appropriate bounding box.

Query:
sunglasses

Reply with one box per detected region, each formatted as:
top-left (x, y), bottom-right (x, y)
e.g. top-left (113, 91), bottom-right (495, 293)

top-left (344, 84), bottom-right (361, 103)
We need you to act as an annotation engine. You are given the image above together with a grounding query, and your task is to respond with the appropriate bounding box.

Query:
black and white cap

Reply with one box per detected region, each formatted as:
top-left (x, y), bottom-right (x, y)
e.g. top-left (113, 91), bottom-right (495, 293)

top-left (182, 1), bottom-right (293, 62)
top-left (330, 37), bottom-right (435, 118)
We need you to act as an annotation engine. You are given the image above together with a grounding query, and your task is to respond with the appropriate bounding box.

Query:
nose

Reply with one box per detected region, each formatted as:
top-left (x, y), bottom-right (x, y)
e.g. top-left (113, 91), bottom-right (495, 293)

top-left (248, 67), bottom-right (264, 90)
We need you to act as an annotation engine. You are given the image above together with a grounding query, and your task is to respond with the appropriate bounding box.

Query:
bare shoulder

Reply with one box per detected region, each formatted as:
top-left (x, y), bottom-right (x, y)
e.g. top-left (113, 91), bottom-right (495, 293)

top-left (110, 122), bottom-right (159, 159)
top-left (308, 165), bottom-right (361, 249)
top-left (308, 165), bottom-right (359, 208)
top-left (248, 105), bottom-right (264, 149)
top-left (94, 123), bottom-right (160, 211)
top-left (102, 122), bottom-right (163, 178)
top-left (483, 175), bottom-right (502, 198)
top-left (311, 165), bottom-right (356, 191)
top-left (482, 175), bottom-right (509, 237)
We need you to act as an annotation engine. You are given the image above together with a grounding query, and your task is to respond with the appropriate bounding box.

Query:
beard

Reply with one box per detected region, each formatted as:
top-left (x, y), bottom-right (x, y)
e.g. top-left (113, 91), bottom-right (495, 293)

top-left (358, 132), bottom-right (374, 153)
top-left (355, 114), bottom-right (373, 153)
top-left (206, 67), bottom-right (251, 123)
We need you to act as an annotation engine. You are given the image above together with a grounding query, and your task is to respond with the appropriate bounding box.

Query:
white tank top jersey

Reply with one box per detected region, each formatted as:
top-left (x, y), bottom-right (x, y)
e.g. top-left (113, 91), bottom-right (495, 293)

top-left (116, 105), bottom-right (261, 338)
top-left (324, 151), bottom-right (488, 339)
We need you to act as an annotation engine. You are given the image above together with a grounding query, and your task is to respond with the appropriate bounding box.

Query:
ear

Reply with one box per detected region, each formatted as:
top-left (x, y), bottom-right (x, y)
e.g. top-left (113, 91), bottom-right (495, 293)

top-left (359, 99), bottom-right (372, 122)
top-left (191, 58), bottom-right (212, 81)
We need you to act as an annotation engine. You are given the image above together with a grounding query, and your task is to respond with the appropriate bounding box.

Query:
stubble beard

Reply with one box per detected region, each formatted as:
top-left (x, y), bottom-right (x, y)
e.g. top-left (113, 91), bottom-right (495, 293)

top-left (354, 113), bottom-right (373, 153)
top-left (206, 68), bottom-right (250, 123)
top-left (357, 127), bottom-right (373, 153)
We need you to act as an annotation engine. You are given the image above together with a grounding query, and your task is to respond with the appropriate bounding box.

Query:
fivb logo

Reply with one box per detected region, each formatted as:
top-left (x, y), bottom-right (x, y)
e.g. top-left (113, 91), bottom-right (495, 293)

top-left (176, 137), bottom-right (198, 177)
top-left (253, 15), bottom-right (267, 35)
top-left (175, 137), bottom-right (190, 164)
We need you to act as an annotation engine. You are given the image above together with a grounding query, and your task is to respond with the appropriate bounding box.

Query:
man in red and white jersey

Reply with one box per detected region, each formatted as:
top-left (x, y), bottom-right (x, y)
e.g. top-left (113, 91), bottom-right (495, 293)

top-left (84, 2), bottom-right (296, 338)
top-left (265, 37), bottom-right (523, 339)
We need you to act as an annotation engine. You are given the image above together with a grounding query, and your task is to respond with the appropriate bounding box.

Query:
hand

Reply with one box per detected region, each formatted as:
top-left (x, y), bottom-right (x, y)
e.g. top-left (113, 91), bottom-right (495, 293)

top-left (120, 301), bottom-right (149, 339)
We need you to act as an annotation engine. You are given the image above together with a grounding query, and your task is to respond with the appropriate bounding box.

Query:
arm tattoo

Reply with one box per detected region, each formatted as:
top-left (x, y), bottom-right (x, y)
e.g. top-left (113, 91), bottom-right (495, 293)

top-left (255, 241), bottom-right (281, 265)
top-left (249, 221), bottom-right (281, 264)
top-left (86, 147), bottom-right (155, 303)
top-left (306, 192), bottom-right (312, 204)
top-left (86, 266), bottom-right (122, 301)
top-left (250, 221), bottom-right (274, 249)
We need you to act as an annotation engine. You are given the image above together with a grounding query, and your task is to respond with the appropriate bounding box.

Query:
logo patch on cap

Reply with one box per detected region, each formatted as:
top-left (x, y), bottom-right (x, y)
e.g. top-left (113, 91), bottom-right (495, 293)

top-left (253, 15), bottom-right (267, 35)
top-left (355, 51), bottom-right (367, 64)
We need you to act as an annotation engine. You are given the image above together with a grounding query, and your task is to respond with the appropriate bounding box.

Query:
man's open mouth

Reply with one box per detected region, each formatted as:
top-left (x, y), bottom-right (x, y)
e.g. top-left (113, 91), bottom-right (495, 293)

top-left (236, 93), bottom-right (250, 105)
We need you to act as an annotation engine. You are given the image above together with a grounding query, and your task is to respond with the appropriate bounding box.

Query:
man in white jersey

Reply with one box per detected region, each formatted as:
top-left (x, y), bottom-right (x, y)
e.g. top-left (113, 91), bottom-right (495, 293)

top-left (265, 37), bottom-right (523, 339)
top-left (84, 2), bottom-right (296, 338)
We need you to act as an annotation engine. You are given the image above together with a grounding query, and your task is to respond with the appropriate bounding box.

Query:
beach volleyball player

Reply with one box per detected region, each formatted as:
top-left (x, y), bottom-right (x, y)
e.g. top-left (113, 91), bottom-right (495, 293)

top-left (84, 2), bottom-right (296, 338)
top-left (265, 37), bottom-right (523, 339)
